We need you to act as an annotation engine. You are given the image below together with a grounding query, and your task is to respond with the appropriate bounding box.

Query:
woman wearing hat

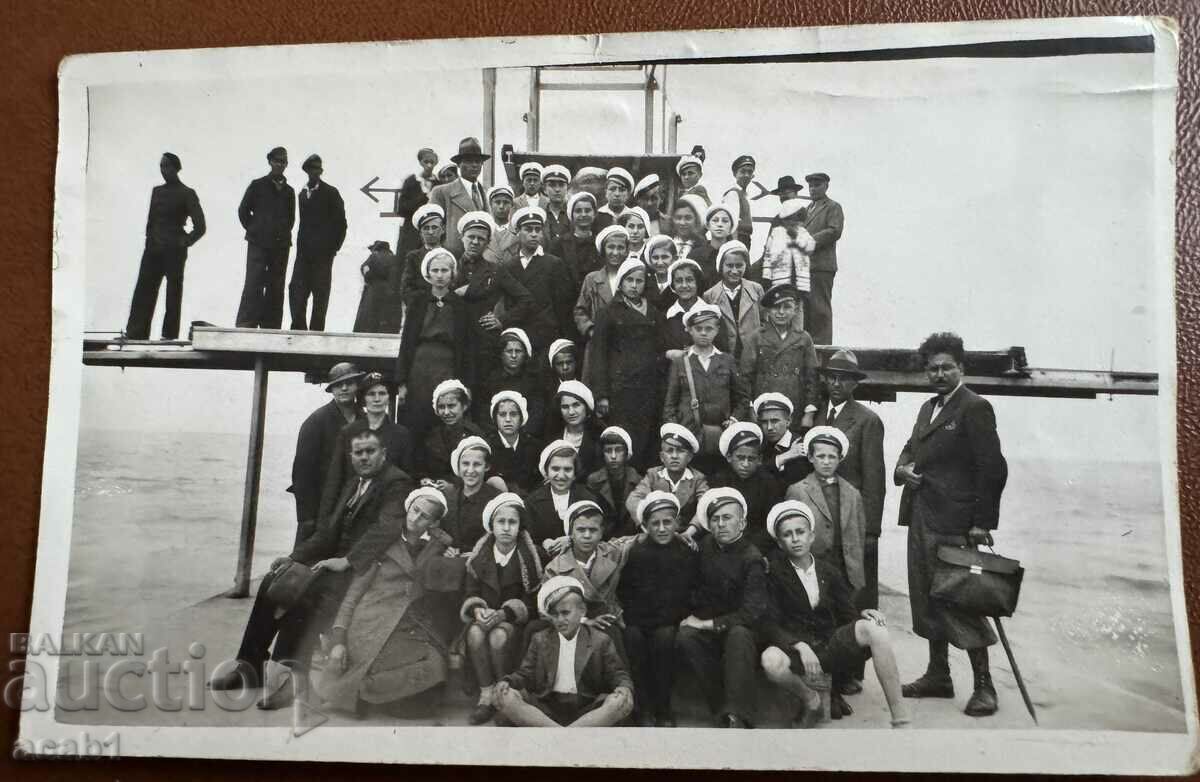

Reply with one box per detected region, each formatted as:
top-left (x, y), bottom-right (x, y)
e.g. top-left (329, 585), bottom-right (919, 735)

top-left (318, 487), bottom-right (464, 717)
top-left (440, 436), bottom-right (506, 552)
top-left (422, 379), bottom-right (488, 487)
top-left (524, 440), bottom-right (604, 560)
top-left (395, 248), bottom-right (473, 442)
top-left (669, 194), bottom-right (715, 288)
top-left (659, 257), bottom-right (709, 354)
top-left (485, 390), bottom-right (545, 497)
top-left (397, 203), bottom-right (447, 304)
top-left (702, 239), bottom-right (765, 368)
top-left (590, 258), bottom-right (667, 470)
top-left (476, 327), bottom-right (545, 435)
top-left (642, 233), bottom-right (677, 311)
top-left (459, 493), bottom-right (543, 724)
top-left (548, 190), bottom-right (601, 291)
top-left (543, 380), bottom-right (603, 480)
top-left (616, 205), bottom-right (651, 261)
top-left (575, 225), bottom-right (632, 353)
top-left (394, 148), bottom-right (439, 259)
top-left (687, 202), bottom-right (737, 291)
top-left (353, 240), bottom-right (403, 334)
top-left (318, 374), bottom-right (416, 522)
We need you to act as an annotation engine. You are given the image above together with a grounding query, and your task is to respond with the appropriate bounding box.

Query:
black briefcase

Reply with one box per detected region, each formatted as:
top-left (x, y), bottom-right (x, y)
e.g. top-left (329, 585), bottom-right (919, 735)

top-left (930, 545), bottom-right (1024, 617)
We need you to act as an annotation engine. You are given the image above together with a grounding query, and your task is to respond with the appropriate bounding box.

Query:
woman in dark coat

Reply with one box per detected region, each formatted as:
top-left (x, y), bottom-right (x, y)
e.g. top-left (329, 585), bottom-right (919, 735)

top-left (475, 328), bottom-right (546, 434)
top-left (459, 493), bottom-right (543, 724)
top-left (397, 204), bottom-right (447, 304)
top-left (524, 440), bottom-right (604, 561)
top-left (353, 242), bottom-right (404, 333)
top-left (394, 148), bottom-right (439, 259)
top-left (590, 259), bottom-right (666, 472)
top-left (548, 191), bottom-right (601, 291)
top-left (455, 213), bottom-right (536, 385)
top-left (642, 234), bottom-right (678, 313)
top-left (543, 380), bottom-right (603, 481)
top-left (395, 248), bottom-right (472, 443)
top-left (659, 258), bottom-right (707, 354)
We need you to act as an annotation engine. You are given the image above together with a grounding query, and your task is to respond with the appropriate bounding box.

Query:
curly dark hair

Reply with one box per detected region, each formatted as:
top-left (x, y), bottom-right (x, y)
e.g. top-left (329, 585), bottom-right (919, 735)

top-left (917, 332), bottom-right (965, 365)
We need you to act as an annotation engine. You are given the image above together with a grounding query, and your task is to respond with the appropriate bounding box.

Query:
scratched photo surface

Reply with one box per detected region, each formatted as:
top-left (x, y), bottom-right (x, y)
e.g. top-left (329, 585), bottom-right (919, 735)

top-left (25, 18), bottom-right (1192, 772)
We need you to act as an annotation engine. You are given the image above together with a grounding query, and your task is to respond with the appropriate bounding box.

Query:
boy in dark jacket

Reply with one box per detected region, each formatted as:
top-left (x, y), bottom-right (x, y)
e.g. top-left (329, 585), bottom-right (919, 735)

top-left (617, 491), bottom-right (699, 726)
top-left (759, 502), bottom-right (911, 729)
top-left (586, 426), bottom-right (642, 538)
top-left (494, 575), bottom-right (634, 727)
top-left (750, 283), bottom-right (819, 430)
top-left (708, 422), bottom-right (784, 551)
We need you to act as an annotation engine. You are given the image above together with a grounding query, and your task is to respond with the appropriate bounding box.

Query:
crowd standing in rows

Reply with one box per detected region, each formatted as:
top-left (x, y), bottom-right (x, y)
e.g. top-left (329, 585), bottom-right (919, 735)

top-left (126, 139), bottom-right (1004, 728)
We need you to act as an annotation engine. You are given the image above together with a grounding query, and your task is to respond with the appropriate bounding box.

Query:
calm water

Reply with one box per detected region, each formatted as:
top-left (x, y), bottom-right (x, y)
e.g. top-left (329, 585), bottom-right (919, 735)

top-left (64, 428), bottom-right (1185, 712)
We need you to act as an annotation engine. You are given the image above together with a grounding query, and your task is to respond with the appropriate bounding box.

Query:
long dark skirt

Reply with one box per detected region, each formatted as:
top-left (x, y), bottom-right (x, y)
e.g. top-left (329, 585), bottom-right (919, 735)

top-left (404, 341), bottom-right (456, 442)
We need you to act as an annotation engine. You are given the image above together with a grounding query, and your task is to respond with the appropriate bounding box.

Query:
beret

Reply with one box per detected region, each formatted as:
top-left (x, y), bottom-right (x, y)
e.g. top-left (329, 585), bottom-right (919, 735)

top-left (490, 389), bottom-right (530, 424)
top-left (420, 247), bottom-right (457, 282)
top-left (599, 426), bottom-right (633, 456)
top-left (539, 439), bottom-right (579, 480)
top-left (538, 575), bottom-right (585, 616)
top-left (715, 240), bottom-right (751, 270)
top-left (404, 486), bottom-right (448, 517)
top-left (555, 380), bottom-right (594, 411)
top-left (567, 191), bottom-right (597, 219)
top-left (451, 436), bottom-right (492, 477)
top-left (595, 224), bottom-right (630, 253)
top-left (481, 492), bottom-right (525, 534)
top-left (499, 327), bottom-right (532, 357)
top-left (431, 378), bottom-right (471, 411)
top-left (547, 338), bottom-right (576, 367)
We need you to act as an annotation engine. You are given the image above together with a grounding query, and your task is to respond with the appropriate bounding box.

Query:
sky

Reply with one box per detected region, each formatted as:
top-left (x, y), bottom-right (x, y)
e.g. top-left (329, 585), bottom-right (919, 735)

top-left (77, 48), bottom-right (1166, 466)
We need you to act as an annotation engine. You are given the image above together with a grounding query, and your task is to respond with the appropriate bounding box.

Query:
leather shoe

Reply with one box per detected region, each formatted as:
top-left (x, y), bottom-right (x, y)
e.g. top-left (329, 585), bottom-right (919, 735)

top-left (257, 672), bottom-right (302, 711)
top-left (830, 692), bottom-right (853, 719)
top-left (964, 681), bottom-right (998, 717)
top-left (207, 661), bottom-right (259, 691)
top-left (468, 703), bottom-right (497, 725)
top-left (839, 679), bottom-right (863, 696)
top-left (791, 697), bottom-right (821, 729)
top-left (901, 674), bottom-right (955, 699)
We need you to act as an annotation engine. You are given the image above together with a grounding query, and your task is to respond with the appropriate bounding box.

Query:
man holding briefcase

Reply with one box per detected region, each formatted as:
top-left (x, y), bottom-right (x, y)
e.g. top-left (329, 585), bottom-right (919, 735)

top-left (894, 332), bottom-right (1008, 717)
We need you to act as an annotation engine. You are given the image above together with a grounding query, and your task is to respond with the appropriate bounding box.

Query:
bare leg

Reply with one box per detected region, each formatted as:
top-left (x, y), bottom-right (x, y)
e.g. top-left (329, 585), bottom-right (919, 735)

top-left (495, 688), bottom-right (561, 727)
top-left (568, 690), bottom-right (633, 728)
top-left (854, 619), bottom-right (911, 727)
top-left (466, 624), bottom-right (494, 686)
top-left (487, 624), bottom-right (512, 679)
top-left (760, 647), bottom-right (821, 712)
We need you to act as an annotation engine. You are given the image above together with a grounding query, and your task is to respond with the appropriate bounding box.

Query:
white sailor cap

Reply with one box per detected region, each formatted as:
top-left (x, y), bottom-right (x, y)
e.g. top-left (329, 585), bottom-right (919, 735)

top-left (752, 392), bottom-right (795, 418)
top-left (412, 203), bottom-right (445, 228)
top-left (659, 422), bottom-right (699, 452)
top-left (538, 575), bottom-right (586, 616)
top-left (519, 161), bottom-right (544, 179)
top-left (635, 490), bottom-right (680, 527)
top-left (718, 421), bottom-right (764, 457)
top-left (541, 164), bottom-right (571, 183)
top-left (510, 205), bottom-right (547, 231)
top-left (487, 184), bottom-right (515, 202)
top-left (766, 500), bottom-right (816, 540)
top-left (694, 487), bottom-right (748, 531)
top-left (803, 425), bottom-right (850, 458)
top-left (676, 155), bottom-right (703, 176)
top-left (634, 173), bottom-right (660, 197)
top-left (606, 166), bottom-right (635, 192)
top-left (456, 210), bottom-right (496, 237)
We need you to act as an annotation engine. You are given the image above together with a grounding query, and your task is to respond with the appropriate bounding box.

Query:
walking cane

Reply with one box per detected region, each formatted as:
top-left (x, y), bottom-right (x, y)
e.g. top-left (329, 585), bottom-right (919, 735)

top-left (992, 616), bottom-right (1038, 725)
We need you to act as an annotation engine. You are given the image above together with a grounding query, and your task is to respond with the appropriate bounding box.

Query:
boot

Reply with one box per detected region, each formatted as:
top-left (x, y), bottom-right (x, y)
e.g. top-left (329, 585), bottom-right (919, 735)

top-left (902, 640), bottom-right (954, 698)
top-left (468, 685), bottom-right (497, 725)
top-left (964, 647), bottom-right (998, 717)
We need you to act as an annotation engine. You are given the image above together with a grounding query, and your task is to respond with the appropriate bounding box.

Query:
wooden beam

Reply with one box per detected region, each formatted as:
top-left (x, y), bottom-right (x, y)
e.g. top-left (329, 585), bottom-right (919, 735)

top-left (481, 68), bottom-right (496, 187)
top-left (191, 326), bottom-right (399, 358)
top-left (227, 357), bottom-right (268, 598)
top-left (539, 82), bottom-right (650, 91)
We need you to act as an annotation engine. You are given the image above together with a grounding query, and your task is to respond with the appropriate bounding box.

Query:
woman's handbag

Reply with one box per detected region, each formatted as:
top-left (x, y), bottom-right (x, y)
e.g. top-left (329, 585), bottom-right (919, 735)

top-left (681, 350), bottom-right (723, 455)
top-left (265, 559), bottom-right (319, 612)
top-left (930, 545), bottom-right (1024, 617)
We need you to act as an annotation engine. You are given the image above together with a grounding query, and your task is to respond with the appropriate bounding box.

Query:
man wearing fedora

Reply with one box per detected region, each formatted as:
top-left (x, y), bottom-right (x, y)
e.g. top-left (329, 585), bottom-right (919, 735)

top-left (812, 349), bottom-right (885, 694)
top-left (236, 146), bottom-right (296, 329)
top-left (800, 173), bottom-right (843, 345)
top-left (288, 154), bottom-right (347, 331)
top-left (430, 137), bottom-right (491, 256)
top-left (288, 362), bottom-right (364, 546)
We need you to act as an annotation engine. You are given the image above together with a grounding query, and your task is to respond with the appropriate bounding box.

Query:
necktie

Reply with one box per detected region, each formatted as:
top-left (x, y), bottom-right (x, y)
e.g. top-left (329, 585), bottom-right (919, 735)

top-left (472, 182), bottom-right (484, 210)
top-left (828, 405), bottom-right (837, 422)
top-left (932, 395), bottom-right (945, 409)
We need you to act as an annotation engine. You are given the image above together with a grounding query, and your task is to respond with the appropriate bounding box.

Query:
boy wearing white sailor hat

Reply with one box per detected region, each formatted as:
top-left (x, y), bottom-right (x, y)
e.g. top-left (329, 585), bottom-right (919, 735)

top-left (708, 421), bottom-right (785, 551)
top-left (625, 423), bottom-right (710, 537)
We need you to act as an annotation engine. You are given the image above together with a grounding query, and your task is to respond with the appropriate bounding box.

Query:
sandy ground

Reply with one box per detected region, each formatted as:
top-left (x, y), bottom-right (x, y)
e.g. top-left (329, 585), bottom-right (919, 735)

top-left (47, 578), bottom-right (1187, 734)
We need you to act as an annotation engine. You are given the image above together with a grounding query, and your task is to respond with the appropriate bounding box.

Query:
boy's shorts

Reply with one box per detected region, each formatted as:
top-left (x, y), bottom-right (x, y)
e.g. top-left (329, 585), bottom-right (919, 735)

top-left (524, 691), bottom-right (605, 726)
top-left (784, 622), bottom-right (870, 675)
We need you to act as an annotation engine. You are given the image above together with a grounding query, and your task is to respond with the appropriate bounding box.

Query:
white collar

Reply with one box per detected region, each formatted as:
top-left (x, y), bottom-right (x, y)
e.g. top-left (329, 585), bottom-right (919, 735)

top-left (500, 433), bottom-right (520, 450)
top-left (401, 530), bottom-right (432, 543)
top-left (828, 399), bottom-right (848, 417)
top-left (666, 299), bottom-right (696, 319)
top-left (774, 430), bottom-right (793, 450)
top-left (940, 381), bottom-right (965, 403)
top-left (687, 345), bottom-right (722, 358)
top-left (791, 555), bottom-right (816, 575)
top-left (494, 543), bottom-right (516, 567)
top-left (662, 467), bottom-right (694, 489)
top-left (520, 245), bottom-right (545, 261)
top-left (723, 284), bottom-right (743, 298)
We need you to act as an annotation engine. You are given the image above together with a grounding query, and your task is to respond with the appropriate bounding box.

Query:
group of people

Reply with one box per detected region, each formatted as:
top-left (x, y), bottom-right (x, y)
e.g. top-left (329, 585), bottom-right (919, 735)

top-left (207, 320), bottom-right (1008, 729)
top-left (123, 137), bottom-right (846, 351)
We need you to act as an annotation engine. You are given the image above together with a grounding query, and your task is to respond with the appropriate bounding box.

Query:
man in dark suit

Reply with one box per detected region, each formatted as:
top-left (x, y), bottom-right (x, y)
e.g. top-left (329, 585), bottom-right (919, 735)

top-left (813, 350), bottom-right (886, 610)
top-left (288, 154), bottom-right (347, 330)
top-left (501, 206), bottom-right (575, 354)
top-left (125, 152), bottom-right (207, 340)
top-left (800, 173), bottom-right (843, 345)
top-left (494, 575), bottom-right (634, 726)
top-left (235, 146), bottom-right (296, 329)
top-left (208, 425), bottom-right (416, 708)
top-left (895, 332), bottom-right (1007, 717)
top-left (288, 362), bottom-right (364, 546)
top-left (759, 502), bottom-right (911, 728)
top-left (429, 137), bottom-right (490, 256)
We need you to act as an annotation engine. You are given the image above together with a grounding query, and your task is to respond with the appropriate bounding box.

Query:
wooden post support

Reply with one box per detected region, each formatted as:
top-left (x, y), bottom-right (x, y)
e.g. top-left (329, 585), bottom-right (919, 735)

top-left (527, 67), bottom-right (541, 151)
top-left (482, 67), bottom-right (497, 187)
top-left (227, 356), bottom-right (269, 598)
top-left (644, 67), bottom-right (655, 153)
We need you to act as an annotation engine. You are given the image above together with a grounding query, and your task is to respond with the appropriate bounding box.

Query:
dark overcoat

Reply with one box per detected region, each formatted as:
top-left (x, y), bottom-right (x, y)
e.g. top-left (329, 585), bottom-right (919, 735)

top-left (500, 251), bottom-right (576, 352)
top-left (289, 400), bottom-right (359, 533)
top-left (296, 182), bottom-right (347, 258)
top-left (589, 297), bottom-right (665, 462)
top-left (751, 325), bottom-right (820, 414)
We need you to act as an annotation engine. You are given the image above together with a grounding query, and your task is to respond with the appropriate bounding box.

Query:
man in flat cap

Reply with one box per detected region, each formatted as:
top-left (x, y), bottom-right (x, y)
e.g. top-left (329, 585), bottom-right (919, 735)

top-left (288, 154), bottom-right (347, 331)
top-left (124, 152), bottom-right (207, 340)
top-left (235, 146), bottom-right (295, 329)
top-left (800, 173), bottom-right (843, 345)
top-left (429, 137), bottom-right (491, 256)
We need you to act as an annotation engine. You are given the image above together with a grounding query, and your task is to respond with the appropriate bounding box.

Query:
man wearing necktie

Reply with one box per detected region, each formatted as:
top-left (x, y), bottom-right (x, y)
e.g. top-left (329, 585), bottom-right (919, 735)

top-left (429, 137), bottom-right (492, 256)
top-left (894, 332), bottom-right (1008, 718)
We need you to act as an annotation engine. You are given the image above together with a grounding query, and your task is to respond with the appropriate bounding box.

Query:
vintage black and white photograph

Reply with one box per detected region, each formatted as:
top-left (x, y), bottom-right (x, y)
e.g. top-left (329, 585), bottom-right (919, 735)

top-left (20, 16), bottom-right (1193, 772)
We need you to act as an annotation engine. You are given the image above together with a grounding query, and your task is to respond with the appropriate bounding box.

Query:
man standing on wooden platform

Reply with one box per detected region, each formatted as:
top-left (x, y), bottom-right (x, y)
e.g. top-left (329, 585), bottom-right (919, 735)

top-left (124, 152), bottom-right (206, 341)
top-left (800, 173), bottom-right (843, 345)
top-left (235, 146), bottom-right (295, 329)
top-left (288, 153), bottom-right (347, 331)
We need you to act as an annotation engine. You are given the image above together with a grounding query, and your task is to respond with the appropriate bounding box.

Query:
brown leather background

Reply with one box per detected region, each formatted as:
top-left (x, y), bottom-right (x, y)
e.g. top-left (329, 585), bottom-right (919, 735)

top-left (0, 1), bottom-right (1195, 779)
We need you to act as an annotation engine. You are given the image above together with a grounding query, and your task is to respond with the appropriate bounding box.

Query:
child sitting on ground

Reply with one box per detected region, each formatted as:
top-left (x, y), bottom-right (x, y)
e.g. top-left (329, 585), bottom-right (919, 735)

top-left (759, 501), bottom-right (911, 730)
top-left (493, 575), bottom-right (634, 727)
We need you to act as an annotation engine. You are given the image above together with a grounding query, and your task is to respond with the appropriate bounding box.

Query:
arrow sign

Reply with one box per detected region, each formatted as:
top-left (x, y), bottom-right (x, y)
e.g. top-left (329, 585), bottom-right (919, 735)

top-left (360, 176), bottom-right (403, 204)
